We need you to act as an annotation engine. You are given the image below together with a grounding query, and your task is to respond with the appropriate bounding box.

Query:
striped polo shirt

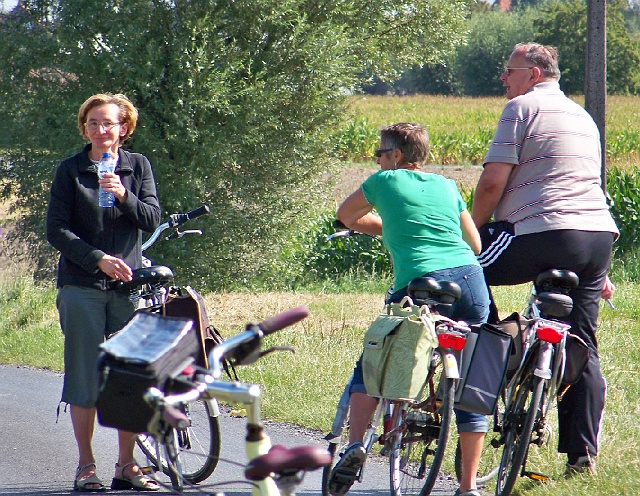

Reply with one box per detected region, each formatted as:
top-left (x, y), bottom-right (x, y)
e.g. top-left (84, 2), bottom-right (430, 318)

top-left (483, 82), bottom-right (618, 237)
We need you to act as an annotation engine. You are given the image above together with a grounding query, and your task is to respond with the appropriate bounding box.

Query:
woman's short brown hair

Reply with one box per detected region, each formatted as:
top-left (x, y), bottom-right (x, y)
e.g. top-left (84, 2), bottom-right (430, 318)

top-left (77, 93), bottom-right (138, 142)
top-left (380, 122), bottom-right (430, 167)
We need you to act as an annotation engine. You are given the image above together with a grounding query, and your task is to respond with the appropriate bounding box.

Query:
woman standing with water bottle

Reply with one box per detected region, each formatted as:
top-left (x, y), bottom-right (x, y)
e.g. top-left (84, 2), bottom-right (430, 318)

top-left (46, 93), bottom-right (161, 492)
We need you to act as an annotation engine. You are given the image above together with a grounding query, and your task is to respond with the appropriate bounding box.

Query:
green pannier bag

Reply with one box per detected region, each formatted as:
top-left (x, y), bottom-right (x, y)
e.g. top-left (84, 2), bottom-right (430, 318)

top-left (362, 297), bottom-right (439, 401)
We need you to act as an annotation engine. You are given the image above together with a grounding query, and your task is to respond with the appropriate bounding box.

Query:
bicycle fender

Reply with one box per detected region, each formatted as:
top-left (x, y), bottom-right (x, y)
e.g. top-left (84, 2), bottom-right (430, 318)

top-left (442, 350), bottom-right (460, 379)
top-left (534, 342), bottom-right (553, 380)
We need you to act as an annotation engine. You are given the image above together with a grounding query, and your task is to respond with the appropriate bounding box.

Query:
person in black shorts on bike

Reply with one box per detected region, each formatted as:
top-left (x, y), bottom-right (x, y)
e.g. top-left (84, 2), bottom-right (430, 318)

top-left (473, 42), bottom-right (618, 475)
top-left (47, 93), bottom-right (161, 492)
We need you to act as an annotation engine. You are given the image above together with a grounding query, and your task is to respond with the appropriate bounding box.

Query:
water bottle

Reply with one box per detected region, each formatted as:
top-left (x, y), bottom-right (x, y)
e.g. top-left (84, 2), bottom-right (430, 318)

top-left (97, 152), bottom-right (117, 207)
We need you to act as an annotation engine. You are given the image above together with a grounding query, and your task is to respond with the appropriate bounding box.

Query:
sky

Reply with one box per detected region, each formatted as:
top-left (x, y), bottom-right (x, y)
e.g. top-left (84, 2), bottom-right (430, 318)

top-left (1, 0), bottom-right (19, 13)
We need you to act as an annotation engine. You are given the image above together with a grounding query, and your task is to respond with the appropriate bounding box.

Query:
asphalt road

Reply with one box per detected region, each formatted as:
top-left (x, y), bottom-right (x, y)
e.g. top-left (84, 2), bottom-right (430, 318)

top-left (0, 365), bottom-right (459, 496)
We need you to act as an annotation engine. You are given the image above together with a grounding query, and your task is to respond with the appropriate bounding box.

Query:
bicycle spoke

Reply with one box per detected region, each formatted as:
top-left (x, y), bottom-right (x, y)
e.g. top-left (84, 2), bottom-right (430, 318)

top-left (389, 354), bottom-right (454, 496)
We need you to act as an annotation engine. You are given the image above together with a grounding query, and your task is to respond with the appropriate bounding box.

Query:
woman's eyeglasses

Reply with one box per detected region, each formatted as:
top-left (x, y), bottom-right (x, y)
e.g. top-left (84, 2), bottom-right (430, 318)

top-left (86, 121), bottom-right (121, 132)
top-left (374, 148), bottom-right (394, 157)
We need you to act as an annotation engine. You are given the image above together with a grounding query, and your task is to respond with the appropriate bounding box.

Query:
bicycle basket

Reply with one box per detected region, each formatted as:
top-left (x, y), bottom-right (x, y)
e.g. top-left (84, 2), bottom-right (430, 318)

top-left (96, 312), bottom-right (199, 433)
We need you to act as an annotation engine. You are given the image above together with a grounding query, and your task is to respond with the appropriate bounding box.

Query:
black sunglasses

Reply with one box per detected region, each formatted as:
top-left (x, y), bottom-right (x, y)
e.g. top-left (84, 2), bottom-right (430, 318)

top-left (374, 148), bottom-right (394, 158)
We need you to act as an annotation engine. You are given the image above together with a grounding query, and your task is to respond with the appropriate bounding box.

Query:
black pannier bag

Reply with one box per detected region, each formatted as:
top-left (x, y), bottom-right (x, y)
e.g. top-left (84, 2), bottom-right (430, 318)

top-left (495, 312), bottom-right (533, 379)
top-left (96, 311), bottom-right (199, 433)
top-left (455, 323), bottom-right (512, 415)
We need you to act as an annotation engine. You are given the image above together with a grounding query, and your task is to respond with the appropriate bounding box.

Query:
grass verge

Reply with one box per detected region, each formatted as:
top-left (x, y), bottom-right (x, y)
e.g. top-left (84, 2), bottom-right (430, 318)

top-left (0, 275), bottom-right (637, 495)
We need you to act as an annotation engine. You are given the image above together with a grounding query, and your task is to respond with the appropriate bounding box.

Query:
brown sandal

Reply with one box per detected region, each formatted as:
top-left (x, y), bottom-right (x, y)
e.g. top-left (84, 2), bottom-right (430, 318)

top-left (111, 461), bottom-right (160, 491)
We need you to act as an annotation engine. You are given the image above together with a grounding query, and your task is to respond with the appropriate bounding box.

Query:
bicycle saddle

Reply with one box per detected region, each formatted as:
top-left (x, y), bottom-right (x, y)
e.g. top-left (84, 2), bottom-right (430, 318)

top-left (407, 277), bottom-right (462, 305)
top-left (113, 265), bottom-right (174, 292)
top-left (245, 444), bottom-right (331, 480)
top-left (535, 269), bottom-right (579, 295)
top-left (536, 292), bottom-right (574, 319)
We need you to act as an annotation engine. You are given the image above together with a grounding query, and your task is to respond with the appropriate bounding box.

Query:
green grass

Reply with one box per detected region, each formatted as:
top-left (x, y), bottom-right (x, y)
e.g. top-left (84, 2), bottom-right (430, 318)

top-left (1, 272), bottom-right (638, 495)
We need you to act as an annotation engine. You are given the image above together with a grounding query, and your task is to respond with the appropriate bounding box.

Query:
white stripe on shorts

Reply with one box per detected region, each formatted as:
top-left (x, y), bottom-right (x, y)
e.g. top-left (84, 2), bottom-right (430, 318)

top-left (478, 231), bottom-right (514, 268)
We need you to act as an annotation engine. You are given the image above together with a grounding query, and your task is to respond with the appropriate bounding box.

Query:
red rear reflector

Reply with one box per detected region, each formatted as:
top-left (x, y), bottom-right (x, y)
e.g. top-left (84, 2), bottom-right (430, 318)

top-left (182, 365), bottom-right (195, 376)
top-left (536, 326), bottom-right (563, 344)
top-left (438, 333), bottom-right (467, 351)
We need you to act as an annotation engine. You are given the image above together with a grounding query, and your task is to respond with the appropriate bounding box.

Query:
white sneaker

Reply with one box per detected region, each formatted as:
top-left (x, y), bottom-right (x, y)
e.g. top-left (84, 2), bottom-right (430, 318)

top-left (327, 442), bottom-right (367, 495)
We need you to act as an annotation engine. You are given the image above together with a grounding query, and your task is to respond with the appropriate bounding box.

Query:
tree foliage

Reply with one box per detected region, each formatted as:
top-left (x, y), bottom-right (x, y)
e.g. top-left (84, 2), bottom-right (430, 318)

top-left (456, 8), bottom-right (536, 96)
top-left (380, 1), bottom-right (640, 97)
top-left (0, 0), bottom-right (468, 289)
top-left (534, 0), bottom-right (640, 95)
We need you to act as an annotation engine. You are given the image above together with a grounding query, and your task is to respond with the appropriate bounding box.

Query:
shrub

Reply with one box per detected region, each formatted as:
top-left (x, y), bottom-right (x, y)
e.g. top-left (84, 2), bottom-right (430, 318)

top-left (284, 211), bottom-right (392, 286)
top-left (607, 166), bottom-right (640, 257)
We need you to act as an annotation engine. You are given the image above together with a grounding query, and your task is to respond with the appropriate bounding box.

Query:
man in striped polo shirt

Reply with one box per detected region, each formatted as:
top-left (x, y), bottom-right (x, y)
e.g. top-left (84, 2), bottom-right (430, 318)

top-left (472, 42), bottom-right (618, 476)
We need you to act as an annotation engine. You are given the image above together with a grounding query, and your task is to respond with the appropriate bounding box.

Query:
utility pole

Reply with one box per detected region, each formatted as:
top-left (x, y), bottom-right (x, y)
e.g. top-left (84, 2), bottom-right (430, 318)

top-left (584, 0), bottom-right (607, 191)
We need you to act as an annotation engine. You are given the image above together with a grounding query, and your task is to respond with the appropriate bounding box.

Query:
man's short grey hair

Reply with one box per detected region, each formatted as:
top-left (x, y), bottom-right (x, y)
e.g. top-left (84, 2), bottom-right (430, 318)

top-left (515, 42), bottom-right (561, 80)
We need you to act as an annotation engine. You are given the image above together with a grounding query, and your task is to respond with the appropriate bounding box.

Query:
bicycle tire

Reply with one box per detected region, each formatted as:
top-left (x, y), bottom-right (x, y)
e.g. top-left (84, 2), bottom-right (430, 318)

top-left (322, 430), bottom-right (350, 496)
top-left (322, 397), bottom-right (385, 496)
top-left (454, 432), bottom-right (500, 487)
top-left (495, 371), bottom-right (545, 496)
top-left (388, 352), bottom-right (454, 496)
top-left (136, 398), bottom-right (221, 484)
top-left (165, 427), bottom-right (184, 492)
top-left (454, 393), bottom-right (504, 487)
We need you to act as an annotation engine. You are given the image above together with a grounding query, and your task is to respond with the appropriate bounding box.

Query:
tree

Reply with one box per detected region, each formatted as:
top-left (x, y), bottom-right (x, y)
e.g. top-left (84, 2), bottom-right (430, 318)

top-left (534, 0), bottom-right (640, 95)
top-left (0, 0), bottom-right (468, 289)
top-left (456, 8), bottom-right (536, 96)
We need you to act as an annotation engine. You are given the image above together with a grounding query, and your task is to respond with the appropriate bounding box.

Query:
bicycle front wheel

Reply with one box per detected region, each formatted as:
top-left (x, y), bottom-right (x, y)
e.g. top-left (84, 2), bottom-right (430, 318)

top-left (136, 398), bottom-right (221, 484)
top-left (389, 353), bottom-right (454, 496)
top-left (495, 372), bottom-right (544, 496)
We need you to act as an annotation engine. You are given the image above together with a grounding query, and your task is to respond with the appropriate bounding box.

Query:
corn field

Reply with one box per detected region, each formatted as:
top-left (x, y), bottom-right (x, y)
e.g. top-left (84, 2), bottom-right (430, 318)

top-left (337, 95), bottom-right (640, 169)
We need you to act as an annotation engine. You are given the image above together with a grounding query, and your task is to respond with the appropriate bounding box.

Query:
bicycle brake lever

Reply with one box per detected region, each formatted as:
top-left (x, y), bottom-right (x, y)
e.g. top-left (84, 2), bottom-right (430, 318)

top-left (259, 346), bottom-right (295, 358)
top-left (325, 230), bottom-right (353, 241)
top-left (165, 229), bottom-right (203, 241)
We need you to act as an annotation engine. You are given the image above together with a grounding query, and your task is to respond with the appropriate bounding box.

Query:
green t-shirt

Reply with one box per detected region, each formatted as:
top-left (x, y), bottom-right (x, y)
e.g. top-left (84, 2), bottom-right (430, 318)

top-left (361, 169), bottom-right (478, 292)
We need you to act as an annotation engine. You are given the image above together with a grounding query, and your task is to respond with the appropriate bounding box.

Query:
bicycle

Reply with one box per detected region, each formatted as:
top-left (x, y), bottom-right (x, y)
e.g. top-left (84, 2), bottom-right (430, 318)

top-left (112, 205), bottom-right (222, 489)
top-left (466, 269), bottom-right (584, 496)
top-left (142, 305), bottom-right (332, 495)
top-left (321, 271), bottom-right (471, 496)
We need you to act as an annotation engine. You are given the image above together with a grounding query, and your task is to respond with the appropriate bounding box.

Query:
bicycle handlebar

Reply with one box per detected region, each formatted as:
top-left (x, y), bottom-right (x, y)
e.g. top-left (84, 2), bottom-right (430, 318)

top-left (169, 205), bottom-right (210, 227)
top-left (142, 205), bottom-right (210, 252)
top-left (259, 305), bottom-right (309, 336)
top-left (208, 305), bottom-right (309, 379)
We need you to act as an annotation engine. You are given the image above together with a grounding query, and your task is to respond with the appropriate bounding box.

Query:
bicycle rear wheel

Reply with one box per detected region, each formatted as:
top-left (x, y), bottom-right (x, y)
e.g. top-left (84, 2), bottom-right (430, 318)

top-left (454, 431), bottom-right (500, 487)
top-left (495, 370), bottom-right (544, 496)
top-left (389, 352), bottom-right (454, 496)
top-left (454, 393), bottom-right (504, 486)
top-left (136, 398), bottom-right (221, 484)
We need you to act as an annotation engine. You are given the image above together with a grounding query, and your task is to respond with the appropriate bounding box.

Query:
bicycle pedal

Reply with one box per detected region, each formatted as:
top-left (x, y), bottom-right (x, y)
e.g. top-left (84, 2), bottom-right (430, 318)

top-left (523, 470), bottom-right (549, 482)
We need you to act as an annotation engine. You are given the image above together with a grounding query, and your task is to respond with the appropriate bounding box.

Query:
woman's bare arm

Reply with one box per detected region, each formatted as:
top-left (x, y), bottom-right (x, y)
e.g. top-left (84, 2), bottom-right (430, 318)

top-left (336, 188), bottom-right (382, 236)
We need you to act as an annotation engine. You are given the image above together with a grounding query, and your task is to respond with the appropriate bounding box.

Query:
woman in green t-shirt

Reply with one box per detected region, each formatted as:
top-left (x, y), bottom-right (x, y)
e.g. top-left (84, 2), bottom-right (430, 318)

top-left (328, 122), bottom-right (490, 496)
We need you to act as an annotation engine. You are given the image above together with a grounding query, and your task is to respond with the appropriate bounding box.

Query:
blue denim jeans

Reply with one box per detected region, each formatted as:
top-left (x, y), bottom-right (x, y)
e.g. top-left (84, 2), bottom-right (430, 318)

top-left (351, 264), bottom-right (490, 432)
